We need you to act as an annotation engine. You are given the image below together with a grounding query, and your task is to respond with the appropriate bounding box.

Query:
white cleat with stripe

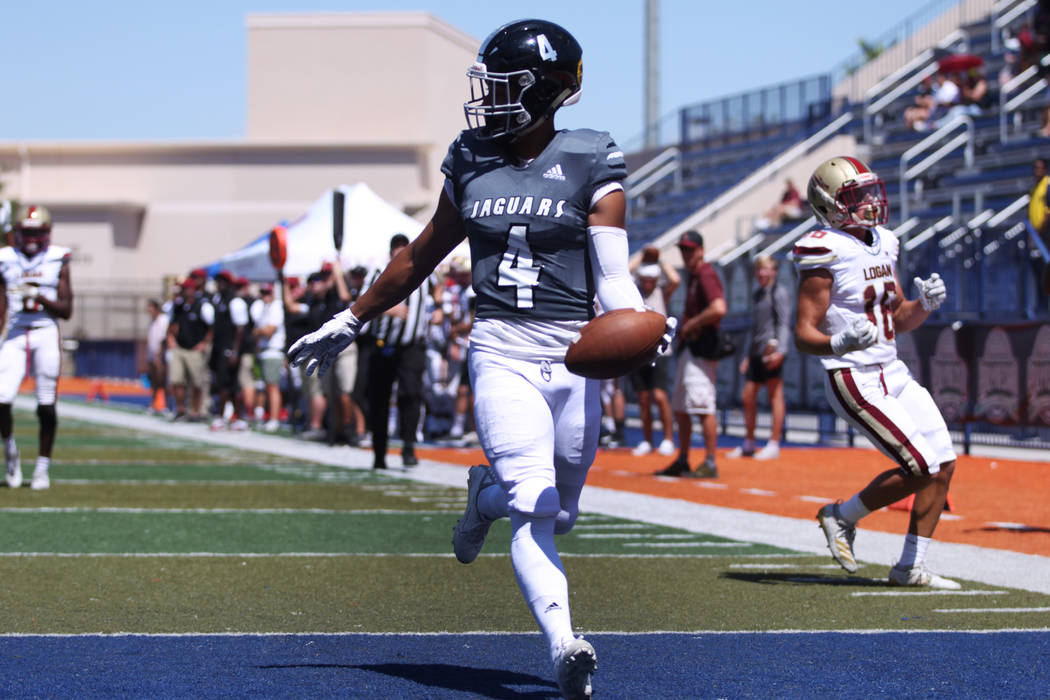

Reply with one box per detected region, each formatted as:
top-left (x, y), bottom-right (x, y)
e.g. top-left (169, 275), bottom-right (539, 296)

top-left (816, 502), bottom-right (858, 573)
top-left (888, 564), bottom-right (961, 590)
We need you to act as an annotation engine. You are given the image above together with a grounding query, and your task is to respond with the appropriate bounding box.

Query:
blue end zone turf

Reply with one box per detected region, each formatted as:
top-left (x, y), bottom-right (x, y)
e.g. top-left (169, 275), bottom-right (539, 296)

top-left (2, 631), bottom-right (1046, 697)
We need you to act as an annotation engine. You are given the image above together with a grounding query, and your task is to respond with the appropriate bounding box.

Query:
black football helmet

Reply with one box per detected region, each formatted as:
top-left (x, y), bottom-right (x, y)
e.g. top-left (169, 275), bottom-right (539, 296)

top-left (464, 19), bottom-right (583, 140)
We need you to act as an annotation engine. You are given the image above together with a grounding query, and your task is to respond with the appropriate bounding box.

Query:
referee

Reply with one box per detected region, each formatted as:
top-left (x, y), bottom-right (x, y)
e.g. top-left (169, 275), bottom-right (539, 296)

top-left (359, 234), bottom-right (432, 469)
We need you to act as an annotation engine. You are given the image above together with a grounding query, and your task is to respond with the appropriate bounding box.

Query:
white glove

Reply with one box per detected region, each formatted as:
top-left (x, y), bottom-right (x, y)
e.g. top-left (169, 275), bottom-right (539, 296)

top-left (830, 317), bottom-right (878, 356)
top-left (914, 272), bottom-right (946, 311)
top-left (288, 308), bottom-right (362, 378)
top-left (21, 284), bottom-right (39, 301)
top-left (657, 316), bottom-right (678, 357)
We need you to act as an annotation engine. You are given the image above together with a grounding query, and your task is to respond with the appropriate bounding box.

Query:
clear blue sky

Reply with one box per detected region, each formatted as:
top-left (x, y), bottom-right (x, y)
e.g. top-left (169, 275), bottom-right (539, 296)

top-left (3, 0), bottom-right (929, 149)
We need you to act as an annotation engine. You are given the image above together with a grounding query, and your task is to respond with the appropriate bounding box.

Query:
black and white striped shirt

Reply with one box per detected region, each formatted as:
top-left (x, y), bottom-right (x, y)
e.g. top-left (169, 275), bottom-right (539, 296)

top-left (362, 268), bottom-right (432, 347)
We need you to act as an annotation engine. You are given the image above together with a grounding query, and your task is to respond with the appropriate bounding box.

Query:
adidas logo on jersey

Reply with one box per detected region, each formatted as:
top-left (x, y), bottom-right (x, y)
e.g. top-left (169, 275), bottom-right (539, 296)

top-left (542, 164), bottom-right (566, 181)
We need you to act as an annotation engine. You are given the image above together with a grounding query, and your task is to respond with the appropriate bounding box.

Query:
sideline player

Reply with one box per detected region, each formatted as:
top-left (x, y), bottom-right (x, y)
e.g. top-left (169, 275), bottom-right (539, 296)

top-left (0, 205), bottom-right (73, 490)
top-left (794, 156), bottom-right (958, 589)
top-left (288, 19), bottom-right (674, 698)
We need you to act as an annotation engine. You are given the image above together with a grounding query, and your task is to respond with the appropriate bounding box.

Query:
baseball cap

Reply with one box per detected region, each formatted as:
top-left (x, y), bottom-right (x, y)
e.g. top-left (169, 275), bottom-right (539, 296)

top-left (677, 230), bottom-right (704, 249)
top-left (320, 262), bottom-right (334, 274)
top-left (214, 269), bottom-right (235, 283)
top-left (189, 267), bottom-right (208, 280)
top-left (234, 276), bottom-right (250, 288)
top-left (180, 277), bottom-right (198, 290)
top-left (259, 282), bottom-right (274, 294)
top-left (307, 271), bottom-right (325, 284)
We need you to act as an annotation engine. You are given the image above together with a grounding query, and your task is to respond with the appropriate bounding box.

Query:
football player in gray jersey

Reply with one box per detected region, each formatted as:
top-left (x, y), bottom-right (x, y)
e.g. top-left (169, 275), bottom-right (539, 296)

top-left (289, 19), bottom-right (674, 698)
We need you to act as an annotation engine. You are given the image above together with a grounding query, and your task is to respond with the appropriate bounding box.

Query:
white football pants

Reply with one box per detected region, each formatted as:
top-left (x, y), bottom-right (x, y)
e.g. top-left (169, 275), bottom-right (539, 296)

top-left (0, 324), bottom-right (61, 404)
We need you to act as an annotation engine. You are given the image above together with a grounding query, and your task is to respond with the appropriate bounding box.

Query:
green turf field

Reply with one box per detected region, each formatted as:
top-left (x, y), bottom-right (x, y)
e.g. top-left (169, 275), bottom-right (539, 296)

top-left (3, 411), bottom-right (1048, 635)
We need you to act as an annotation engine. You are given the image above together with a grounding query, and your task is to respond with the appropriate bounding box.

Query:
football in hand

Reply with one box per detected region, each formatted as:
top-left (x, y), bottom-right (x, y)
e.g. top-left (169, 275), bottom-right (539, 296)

top-left (564, 308), bottom-right (667, 379)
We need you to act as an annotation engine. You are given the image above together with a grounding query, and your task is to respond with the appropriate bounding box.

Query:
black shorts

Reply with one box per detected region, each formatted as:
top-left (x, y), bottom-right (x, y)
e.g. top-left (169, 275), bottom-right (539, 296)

top-left (628, 355), bottom-right (669, 393)
top-left (210, 352), bottom-right (238, 393)
top-left (745, 354), bottom-right (783, 384)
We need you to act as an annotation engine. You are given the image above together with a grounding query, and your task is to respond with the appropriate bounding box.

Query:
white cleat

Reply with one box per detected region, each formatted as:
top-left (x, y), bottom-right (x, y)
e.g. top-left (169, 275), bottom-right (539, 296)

top-left (631, 440), bottom-right (652, 456)
top-left (452, 465), bottom-right (498, 564)
top-left (816, 502), bottom-right (858, 573)
top-left (30, 464), bottom-right (50, 490)
top-left (5, 444), bottom-right (21, 488)
top-left (657, 438), bottom-right (675, 456)
top-left (888, 564), bottom-right (961, 590)
top-left (753, 442), bottom-right (780, 460)
top-left (554, 637), bottom-right (597, 700)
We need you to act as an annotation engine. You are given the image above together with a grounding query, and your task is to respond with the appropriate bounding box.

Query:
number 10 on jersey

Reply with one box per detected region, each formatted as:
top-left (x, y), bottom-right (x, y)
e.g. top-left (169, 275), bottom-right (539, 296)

top-left (498, 225), bottom-right (542, 309)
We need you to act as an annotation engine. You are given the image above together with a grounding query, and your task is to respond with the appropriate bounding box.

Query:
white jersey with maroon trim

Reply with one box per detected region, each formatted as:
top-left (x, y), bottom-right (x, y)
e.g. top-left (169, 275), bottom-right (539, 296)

top-left (0, 245), bottom-right (71, 331)
top-left (793, 225), bottom-right (899, 369)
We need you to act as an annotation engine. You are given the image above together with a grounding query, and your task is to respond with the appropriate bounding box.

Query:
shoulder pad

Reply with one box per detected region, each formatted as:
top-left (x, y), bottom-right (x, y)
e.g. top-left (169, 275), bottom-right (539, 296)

top-left (792, 230), bottom-right (839, 268)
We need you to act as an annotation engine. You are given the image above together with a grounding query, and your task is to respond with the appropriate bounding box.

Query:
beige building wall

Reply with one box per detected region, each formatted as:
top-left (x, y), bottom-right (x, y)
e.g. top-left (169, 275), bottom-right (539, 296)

top-left (246, 12), bottom-right (476, 156)
top-left (0, 12), bottom-right (480, 343)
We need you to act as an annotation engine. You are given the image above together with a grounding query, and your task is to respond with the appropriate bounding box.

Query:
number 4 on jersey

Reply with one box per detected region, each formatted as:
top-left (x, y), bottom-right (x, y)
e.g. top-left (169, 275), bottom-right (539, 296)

top-left (498, 225), bottom-right (541, 309)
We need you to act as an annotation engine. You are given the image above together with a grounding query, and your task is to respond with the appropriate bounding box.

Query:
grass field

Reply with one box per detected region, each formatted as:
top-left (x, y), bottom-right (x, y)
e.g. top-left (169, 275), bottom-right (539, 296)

top-left (2, 400), bottom-right (1048, 697)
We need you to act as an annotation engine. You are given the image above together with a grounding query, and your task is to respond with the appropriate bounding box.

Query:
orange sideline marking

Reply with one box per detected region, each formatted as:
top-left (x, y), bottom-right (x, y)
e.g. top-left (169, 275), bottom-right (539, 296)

top-left (417, 445), bottom-right (1050, 558)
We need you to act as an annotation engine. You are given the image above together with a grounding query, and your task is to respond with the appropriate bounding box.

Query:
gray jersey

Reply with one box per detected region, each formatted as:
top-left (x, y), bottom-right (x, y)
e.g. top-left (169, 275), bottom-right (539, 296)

top-left (441, 128), bottom-right (627, 321)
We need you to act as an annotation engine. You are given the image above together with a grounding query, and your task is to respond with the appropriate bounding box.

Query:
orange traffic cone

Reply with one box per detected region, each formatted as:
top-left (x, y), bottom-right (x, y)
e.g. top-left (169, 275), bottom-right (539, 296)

top-left (153, 388), bottom-right (166, 412)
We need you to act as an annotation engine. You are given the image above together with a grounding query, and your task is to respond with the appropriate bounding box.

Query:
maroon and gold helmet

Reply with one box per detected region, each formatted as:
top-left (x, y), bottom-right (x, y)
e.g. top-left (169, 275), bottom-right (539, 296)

top-left (13, 204), bottom-right (52, 256)
top-left (807, 156), bottom-right (888, 230)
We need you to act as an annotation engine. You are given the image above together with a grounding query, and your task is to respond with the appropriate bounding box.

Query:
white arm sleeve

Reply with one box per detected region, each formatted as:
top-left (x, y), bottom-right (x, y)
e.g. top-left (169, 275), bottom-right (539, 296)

top-left (587, 225), bottom-right (645, 312)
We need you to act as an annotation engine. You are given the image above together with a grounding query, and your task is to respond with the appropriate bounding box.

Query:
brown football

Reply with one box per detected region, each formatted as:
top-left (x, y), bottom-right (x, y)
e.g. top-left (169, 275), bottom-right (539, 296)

top-left (564, 308), bottom-right (667, 379)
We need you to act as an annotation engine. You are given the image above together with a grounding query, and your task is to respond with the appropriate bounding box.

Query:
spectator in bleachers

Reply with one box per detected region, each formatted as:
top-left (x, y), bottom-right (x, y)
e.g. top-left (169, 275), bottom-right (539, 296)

top-left (627, 248), bottom-right (678, 457)
top-left (960, 67), bottom-right (989, 111)
top-left (756, 179), bottom-right (805, 230)
top-left (1037, 106), bottom-right (1050, 139)
top-left (727, 255), bottom-right (792, 461)
top-left (145, 298), bottom-right (168, 415)
top-left (1035, 0), bottom-right (1050, 74)
top-left (1030, 157), bottom-right (1050, 249)
top-left (904, 71), bottom-right (959, 131)
top-left (250, 282), bottom-right (285, 432)
top-left (167, 276), bottom-right (213, 422)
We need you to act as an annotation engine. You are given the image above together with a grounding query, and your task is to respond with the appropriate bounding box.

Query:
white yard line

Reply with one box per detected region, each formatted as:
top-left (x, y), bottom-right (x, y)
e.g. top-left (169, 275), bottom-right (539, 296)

top-left (42, 398), bottom-right (1050, 596)
top-left (933, 607), bottom-right (1050, 614)
top-left (851, 590), bottom-right (1008, 597)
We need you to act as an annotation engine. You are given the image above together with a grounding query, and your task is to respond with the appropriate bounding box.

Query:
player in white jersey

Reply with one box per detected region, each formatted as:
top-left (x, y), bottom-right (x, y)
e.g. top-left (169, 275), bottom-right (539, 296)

top-left (0, 205), bottom-right (73, 490)
top-left (288, 20), bottom-right (675, 699)
top-left (794, 156), bottom-right (958, 589)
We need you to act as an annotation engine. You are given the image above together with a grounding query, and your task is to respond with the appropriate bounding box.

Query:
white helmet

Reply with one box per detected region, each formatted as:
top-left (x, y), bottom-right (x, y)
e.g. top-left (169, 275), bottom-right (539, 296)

top-left (807, 156), bottom-right (888, 230)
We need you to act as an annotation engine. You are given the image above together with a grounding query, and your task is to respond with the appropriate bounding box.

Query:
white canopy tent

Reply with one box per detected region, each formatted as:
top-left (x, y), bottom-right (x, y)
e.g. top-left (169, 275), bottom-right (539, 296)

top-left (203, 183), bottom-right (465, 281)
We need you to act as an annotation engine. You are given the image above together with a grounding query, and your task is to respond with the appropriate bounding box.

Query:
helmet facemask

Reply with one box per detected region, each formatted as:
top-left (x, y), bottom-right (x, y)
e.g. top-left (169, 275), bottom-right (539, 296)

top-left (465, 62), bottom-right (537, 140)
top-left (809, 164), bottom-right (888, 231)
top-left (17, 229), bottom-right (50, 257)
top-left (836, 177), bottom-right (888, 229)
